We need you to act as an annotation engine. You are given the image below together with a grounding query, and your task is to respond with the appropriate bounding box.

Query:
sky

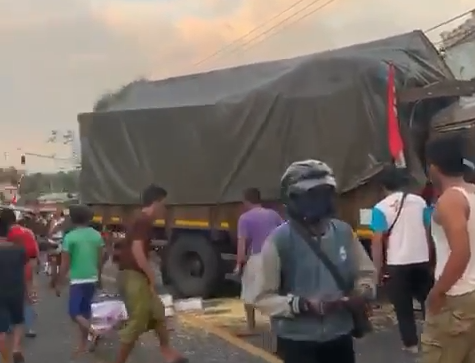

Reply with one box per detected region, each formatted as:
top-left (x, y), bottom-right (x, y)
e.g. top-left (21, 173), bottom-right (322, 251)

top-left (0, 0), bottom-right (473, 172)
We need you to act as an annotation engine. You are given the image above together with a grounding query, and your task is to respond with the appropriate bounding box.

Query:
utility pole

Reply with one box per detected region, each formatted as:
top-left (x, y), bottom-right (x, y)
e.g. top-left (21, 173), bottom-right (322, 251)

top-left (46, 129), bottom-right (80, 169)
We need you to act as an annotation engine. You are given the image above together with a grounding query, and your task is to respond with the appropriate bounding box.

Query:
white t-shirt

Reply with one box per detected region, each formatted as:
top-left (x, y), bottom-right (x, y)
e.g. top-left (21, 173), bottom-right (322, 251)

top-left (371, 192), bottom-right (429, 265)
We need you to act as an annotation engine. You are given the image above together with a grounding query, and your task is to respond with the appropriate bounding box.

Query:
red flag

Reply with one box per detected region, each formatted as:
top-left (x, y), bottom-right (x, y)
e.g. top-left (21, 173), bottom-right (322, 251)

top-left (387, 63), bottom-right (406, 168)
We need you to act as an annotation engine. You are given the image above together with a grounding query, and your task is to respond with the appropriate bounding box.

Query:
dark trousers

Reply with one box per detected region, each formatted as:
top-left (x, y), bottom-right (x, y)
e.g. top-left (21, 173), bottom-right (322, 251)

top-left (386, 262), bottom-right (434, 347)
top-left (277, 334), bottom-right (354, 363)
top-left (0, 293), bottom-right (25, 333)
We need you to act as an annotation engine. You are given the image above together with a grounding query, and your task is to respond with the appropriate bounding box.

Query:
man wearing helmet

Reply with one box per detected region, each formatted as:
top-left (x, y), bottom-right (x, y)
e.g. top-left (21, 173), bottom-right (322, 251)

top-left (249, 160), bottom-right (376, 363)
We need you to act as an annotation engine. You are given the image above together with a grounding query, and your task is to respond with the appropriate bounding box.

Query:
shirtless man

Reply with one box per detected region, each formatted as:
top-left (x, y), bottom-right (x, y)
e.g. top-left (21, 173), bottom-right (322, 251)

top-left (113, 185), bottom-right (187, 363)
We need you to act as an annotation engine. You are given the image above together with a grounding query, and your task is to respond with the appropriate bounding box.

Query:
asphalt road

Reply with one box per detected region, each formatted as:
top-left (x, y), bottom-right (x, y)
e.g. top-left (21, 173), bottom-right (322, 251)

top-left (100, 261), bottom-right (420, 363)
top-left (100, 263), bottom-right (419, 363)
top-left (19, 273), bottom-right (273, 363)
top-left (21, 259), bottom-right (421, 363)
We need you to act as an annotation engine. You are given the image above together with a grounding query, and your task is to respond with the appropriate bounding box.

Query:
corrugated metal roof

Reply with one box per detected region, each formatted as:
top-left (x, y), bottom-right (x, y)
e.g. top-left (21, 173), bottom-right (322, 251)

top-left (432, 96), bottom-right (475, 130)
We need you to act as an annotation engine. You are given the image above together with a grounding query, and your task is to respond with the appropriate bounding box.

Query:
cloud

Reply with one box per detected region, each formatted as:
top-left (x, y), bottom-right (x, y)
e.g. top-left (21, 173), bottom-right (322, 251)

top-left (0, 0), bottom-right (472, 170)
top-left (88, 0), bottom-right (474, 77)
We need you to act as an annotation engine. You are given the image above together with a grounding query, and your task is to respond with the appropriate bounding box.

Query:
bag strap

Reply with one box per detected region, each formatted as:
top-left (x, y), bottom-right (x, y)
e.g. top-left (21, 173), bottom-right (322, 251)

top-left (386, 192), bottom-right (408, 235)
top-left (290, 220), bottom-right (351, 294)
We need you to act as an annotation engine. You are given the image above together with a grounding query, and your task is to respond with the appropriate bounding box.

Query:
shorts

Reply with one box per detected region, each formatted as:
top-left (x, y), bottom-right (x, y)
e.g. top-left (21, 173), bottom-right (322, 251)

top-left (421, 290), bottom-right (475, 363)
top-left (0, 294), bottom-right (25, 333)
top-left (117, 270), bottom-right (166, 344)
top-left (68, 283), bottom-right (96, 319)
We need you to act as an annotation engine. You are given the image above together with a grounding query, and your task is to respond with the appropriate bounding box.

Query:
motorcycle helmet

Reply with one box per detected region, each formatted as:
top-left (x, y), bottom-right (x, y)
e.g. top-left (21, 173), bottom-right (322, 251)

top-left (281, 159), bottom-right (337, 223)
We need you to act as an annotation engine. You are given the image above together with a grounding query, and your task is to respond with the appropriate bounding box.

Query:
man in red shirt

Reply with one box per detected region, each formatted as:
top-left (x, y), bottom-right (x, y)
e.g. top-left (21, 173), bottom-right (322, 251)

top-left (8, 222), bottom-right (38, 282)
top-left (0, 208), bottom-right (36, 363)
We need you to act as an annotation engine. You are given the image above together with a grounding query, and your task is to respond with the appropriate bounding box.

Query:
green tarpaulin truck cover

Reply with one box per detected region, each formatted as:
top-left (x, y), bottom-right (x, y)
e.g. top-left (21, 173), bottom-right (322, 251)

top-left (78, 31), bottom-right (453, 205)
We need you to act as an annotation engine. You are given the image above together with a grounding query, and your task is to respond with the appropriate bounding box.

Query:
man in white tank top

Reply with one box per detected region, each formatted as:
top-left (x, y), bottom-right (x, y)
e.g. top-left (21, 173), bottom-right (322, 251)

top-left (422, 134), bottom-right (475, 363)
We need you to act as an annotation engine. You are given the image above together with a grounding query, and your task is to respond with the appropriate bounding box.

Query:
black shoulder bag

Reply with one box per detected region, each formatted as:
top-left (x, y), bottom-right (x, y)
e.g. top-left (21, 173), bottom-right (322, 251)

top-left (291, 221), bottom-right (372, 338)
top-left (382, 192), bottom-right (408, 267)
top-left (387, 193), bottom-right (408, 235)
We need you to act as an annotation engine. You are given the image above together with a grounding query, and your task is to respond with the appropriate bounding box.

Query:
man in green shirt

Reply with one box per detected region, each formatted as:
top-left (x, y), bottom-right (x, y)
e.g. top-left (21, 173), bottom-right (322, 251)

top-left (57, 205), bottom-right (105, 355)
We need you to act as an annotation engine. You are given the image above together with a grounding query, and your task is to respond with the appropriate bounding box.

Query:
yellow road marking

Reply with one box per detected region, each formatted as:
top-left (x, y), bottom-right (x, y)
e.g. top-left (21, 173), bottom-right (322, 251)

top-left (180, 314), bottom-right (282, 363)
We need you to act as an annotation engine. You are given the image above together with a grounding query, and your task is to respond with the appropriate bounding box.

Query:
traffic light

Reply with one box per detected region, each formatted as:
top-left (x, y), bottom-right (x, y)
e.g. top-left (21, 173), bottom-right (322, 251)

top-left (20, 155), bottom-right (25, 165)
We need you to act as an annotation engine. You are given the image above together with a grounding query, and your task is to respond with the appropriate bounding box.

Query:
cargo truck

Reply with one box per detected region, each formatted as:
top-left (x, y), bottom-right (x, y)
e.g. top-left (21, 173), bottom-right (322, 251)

top-left (78, 31), bottom-right (475, 298)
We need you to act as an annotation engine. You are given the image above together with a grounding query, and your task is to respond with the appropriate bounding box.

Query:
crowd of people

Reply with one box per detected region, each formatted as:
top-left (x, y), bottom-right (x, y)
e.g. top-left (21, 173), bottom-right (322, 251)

top-left (237, 133), bottom-right (475, 363)
top-left (0, 187), bottom-right (188, 363)
top-left (0, 132), bottom-right (474, 363)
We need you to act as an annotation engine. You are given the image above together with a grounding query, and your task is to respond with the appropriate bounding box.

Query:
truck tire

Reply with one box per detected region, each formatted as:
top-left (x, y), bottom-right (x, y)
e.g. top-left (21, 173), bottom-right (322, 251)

top-left (164, 232), bottom-right (222, 298)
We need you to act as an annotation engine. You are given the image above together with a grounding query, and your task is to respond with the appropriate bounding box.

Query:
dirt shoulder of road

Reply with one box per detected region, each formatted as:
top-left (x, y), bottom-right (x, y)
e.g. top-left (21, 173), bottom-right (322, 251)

top-left (28, 276), bottom-right (275, 363)
top-left (179, 297), bottom-right (418, 363)
top-left (182, 298), bottom-right (399, 337)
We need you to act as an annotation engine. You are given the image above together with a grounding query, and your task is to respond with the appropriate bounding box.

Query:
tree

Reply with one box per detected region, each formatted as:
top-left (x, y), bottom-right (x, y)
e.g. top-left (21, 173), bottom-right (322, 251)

top-left (0, 167), bottom-right (20, 185)
top-left (19, 170), bottom-right (79, 196)
top-left (93, 93), bottom-right (115, 112)
top-left (93, 77), bottom-right (147, 112)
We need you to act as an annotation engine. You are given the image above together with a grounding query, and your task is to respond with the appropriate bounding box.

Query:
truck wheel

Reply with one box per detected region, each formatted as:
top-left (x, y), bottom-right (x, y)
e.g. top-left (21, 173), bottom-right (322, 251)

top-left (165, 233), bottom-right (222, 298)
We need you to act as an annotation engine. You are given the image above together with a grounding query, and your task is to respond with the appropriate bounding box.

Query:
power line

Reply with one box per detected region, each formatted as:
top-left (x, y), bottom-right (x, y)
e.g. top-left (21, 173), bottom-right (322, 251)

top-left (196, 0), bottom-right (335, 65)
top-left (225, 2), bottom-right (470, 64)
top-left (434, 26), bottom-right (475, 48)
top-left (242, 4), bottom-right (472, 58)
top-left (193, 0), bottom-right (329, 68)
top-left (425, 8), bottom-right (474, 34)
top-left (228, 0), bottom-right (336, 59)
top-left (195, 4), bottom-right (471, 70)
top-left (202, 0), bottom-right (336, 68)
